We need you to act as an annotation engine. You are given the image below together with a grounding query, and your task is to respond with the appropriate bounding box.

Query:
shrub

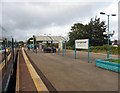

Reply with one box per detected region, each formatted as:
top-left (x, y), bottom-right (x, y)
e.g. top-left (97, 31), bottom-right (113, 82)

top-left (90, 45), bottom-right (118, 55)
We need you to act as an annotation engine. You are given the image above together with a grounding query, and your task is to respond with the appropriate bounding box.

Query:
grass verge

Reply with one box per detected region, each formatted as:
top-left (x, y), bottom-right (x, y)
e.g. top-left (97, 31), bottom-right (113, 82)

top-left (105, 59), bottom-right (120, 64)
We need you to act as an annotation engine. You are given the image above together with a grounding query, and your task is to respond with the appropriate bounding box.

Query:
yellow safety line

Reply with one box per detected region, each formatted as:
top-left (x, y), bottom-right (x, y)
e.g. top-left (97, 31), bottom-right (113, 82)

top-left (16, 52), bottom-right (19, 92)
top-left (0, 53), bottom-right (11, 71)
top-left (22, 48), bottom-right (48, 92)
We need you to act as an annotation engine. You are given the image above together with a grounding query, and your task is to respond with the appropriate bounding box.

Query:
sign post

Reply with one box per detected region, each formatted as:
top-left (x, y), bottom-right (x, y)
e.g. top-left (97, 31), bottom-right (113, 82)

top-left (88, 39), bottom-right (90, 63)
top-left (12, 38), bottom-right (14, 63)
top-left (58, 40), bottom-right (62, 55)
top-left (75, 39), bottom-right (90, 63)
top-left (62, 41), bottom-right (64, 56)
top-left (58, 48), bottom-right (60, 55)
top-left (58, 40), bottom-right (65, 56)
top-left (74, 46), bottom-right (76, 59)
top-left (33, 35), bottom-right (35, 52)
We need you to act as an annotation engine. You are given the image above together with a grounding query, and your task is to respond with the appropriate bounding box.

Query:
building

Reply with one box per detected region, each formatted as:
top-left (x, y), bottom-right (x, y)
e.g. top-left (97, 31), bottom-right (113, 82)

top-left (0, 39), bottom-right (3, 45)
top-left (33, 36), bottom-right (66, 50)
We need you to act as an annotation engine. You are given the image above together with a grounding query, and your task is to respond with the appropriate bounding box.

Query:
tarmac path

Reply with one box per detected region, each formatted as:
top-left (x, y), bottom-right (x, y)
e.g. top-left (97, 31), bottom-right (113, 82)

top-left (26, 50), bottom-right (118, 91)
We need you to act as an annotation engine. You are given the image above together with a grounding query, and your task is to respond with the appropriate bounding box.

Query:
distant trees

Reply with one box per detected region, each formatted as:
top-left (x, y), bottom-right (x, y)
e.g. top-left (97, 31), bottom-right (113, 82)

top-left (67, 17), bottom-right (108, 48)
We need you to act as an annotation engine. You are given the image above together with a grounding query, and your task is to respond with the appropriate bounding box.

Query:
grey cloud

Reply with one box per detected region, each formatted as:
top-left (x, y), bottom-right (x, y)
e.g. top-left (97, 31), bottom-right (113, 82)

top-left (2, 2), bottom-right (112, 40)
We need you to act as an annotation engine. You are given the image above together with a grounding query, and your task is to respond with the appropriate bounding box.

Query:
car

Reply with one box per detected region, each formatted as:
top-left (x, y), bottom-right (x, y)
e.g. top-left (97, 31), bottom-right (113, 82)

top-left (43, 47), bottom-right (51, 53)
top-left (51, 47), bottom-right (56, 53)
top-left (43, 47), bottom-right (56, 53)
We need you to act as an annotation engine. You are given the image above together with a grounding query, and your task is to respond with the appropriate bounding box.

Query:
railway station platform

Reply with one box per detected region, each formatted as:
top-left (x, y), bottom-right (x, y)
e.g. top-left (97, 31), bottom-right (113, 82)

top-left (25, 49), bottom-right (118, 92)
top-left (16, 48), bottom-right (48, 92)
top-left (0, 47), bottom-right (119, 92)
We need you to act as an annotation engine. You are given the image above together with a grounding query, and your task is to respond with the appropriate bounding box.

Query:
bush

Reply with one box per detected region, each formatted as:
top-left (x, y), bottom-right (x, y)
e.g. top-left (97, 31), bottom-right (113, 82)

top-left (67, 45), bottom-right (119, 55)
top-left (90, 45), bottom-right (118, 55)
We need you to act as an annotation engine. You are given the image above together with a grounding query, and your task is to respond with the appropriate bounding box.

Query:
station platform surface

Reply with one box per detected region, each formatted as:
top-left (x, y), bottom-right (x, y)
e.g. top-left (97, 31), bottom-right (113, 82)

top-left (17, 49), bottom-right (37, 91)
top-left (25, 49), bottom-right (118, 92)
top-left (16, 48), bottom-right (48, 92)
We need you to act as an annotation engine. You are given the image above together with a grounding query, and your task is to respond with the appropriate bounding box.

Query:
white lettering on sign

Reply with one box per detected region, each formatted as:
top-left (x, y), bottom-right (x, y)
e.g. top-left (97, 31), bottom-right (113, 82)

top-left (75, 39), bottom-right (88, 49)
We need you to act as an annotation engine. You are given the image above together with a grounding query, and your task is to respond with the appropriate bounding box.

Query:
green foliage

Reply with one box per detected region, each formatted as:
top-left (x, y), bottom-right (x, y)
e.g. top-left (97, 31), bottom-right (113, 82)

top-left (67, 45), bottom-right (119, 55)
top-left (66, 46), bottom-right (74, 50)
top-left (105, 59), bottom-right (120, 64)
top-left (67, 16), bottom-right (108, 47)
top-left (90, 45), bottom-right (118, 55)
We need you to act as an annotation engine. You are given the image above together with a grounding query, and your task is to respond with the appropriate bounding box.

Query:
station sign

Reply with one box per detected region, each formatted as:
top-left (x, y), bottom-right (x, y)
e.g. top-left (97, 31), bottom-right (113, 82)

top-left (75, 39), bottom-right (88, 49)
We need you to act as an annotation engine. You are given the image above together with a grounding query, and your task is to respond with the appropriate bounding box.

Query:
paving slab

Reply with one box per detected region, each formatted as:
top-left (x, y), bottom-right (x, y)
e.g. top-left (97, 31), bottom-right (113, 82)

top-left (19, 49), bottom-right (37, 92)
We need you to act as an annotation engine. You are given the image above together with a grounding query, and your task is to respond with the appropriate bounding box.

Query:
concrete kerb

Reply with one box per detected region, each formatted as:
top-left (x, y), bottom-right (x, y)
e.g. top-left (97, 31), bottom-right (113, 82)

top-left (95, 59), bottom-right (120, 73)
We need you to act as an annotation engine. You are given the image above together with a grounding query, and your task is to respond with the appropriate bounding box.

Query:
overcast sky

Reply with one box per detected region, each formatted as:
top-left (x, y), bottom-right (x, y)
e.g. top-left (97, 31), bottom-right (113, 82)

top-left (0, 0), bottom-right (119, 41)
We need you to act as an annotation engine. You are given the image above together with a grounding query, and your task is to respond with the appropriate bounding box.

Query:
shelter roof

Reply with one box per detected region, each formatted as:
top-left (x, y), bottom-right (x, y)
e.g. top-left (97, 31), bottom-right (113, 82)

top-left (36, 36), bottom-right (66, 42)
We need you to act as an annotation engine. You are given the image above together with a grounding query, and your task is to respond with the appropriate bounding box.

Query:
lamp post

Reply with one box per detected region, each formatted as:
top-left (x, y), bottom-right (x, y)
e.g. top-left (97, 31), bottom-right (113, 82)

top-left (33, 35), bottom-right (35, 52)
top-left (4, 38), bottom-right (7, 68)
top-left (100, 12), bottom-right (116, 59)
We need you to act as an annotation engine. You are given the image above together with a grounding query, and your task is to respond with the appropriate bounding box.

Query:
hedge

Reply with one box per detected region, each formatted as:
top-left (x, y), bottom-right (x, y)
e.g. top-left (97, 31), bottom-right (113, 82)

top-left (67, 45), bottom-right (119, 55)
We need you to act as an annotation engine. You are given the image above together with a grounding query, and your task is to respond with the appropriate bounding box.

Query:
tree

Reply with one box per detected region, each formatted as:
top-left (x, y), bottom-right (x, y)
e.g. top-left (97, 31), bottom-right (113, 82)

top-left (67, 17), bottom-right (108, 48)
top-left (67, 23), bottom-right (85, 48)
top-left (87, 17), bottom-right (107, 46)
